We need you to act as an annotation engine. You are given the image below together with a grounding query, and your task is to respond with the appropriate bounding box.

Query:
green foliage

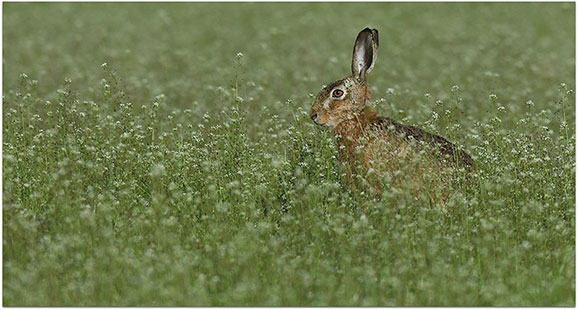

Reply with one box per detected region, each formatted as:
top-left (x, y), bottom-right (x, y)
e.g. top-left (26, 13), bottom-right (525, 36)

top-left (3, 2), bottom-right (575, 306)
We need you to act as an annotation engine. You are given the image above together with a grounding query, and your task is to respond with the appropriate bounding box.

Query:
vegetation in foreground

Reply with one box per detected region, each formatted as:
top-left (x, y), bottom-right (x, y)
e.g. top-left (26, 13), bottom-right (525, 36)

top-left (3, 2), bottom-right (575, 306)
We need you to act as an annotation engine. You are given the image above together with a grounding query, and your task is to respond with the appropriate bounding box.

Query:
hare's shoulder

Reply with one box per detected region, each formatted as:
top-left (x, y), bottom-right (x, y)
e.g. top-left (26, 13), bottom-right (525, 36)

top-left (369, 117), bottom-right (474, 167)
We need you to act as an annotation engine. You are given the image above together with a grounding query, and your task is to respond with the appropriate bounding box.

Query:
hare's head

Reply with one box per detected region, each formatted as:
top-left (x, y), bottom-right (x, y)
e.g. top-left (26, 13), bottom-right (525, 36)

top-left (310, 28), bottom-right (379, 127)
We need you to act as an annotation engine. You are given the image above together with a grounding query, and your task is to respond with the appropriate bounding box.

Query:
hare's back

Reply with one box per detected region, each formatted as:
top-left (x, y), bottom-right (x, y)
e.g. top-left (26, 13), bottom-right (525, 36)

top-left (371, 117), bottom-right (474, 168)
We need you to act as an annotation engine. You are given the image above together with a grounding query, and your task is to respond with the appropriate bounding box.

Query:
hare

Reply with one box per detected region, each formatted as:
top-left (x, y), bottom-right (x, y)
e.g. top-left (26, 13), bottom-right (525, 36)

top-left (310, 28), bottom-right (473, 201)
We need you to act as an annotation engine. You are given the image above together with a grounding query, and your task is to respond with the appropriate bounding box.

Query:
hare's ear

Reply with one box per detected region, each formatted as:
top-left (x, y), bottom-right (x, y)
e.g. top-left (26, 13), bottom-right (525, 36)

top-left (351, 28), bottom-right (379, 81)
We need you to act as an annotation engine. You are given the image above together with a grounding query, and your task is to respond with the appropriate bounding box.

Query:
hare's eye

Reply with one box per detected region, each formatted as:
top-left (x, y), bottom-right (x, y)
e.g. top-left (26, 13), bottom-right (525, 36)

top-left (332, 89), bottom-right (344, 98)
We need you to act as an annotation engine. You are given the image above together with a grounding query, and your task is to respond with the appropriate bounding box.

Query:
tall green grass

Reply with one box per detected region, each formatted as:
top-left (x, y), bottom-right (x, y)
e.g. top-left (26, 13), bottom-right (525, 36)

top-left (3, 2), bottom-right (575, 306)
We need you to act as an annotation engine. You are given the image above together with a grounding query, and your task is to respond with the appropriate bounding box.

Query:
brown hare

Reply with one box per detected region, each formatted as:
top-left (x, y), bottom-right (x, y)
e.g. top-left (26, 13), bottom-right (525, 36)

top-left (310, 28), bottom-right (473, 202)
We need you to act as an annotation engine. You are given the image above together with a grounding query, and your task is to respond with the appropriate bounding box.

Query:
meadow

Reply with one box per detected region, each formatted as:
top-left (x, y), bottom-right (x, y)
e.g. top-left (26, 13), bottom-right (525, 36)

top-left (2, 2), bottom-right (575, 306)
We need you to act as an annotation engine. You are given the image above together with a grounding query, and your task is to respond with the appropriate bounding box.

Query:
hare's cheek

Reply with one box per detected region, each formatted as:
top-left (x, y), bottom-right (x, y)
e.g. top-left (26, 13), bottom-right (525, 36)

top-left (331, 101), bottom-right (352, 114)
top-left (318, 100), bottom-right (334, 117)
top-left (327, 100), bottom-right (345, 112)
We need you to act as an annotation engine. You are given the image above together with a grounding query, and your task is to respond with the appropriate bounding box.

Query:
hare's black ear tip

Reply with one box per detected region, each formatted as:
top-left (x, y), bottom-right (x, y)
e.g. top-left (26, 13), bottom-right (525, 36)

top-left (360, 27), bottom-right (373, 34)
top-left (360, 27), bottom-right (379, 44)
top-left (360, 27), bottom-right (378, 32)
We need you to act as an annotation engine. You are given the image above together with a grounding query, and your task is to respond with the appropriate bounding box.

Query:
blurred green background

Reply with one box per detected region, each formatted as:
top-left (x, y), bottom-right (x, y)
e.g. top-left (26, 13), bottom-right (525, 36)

top-left (4, 3), bottom-right (574, 124)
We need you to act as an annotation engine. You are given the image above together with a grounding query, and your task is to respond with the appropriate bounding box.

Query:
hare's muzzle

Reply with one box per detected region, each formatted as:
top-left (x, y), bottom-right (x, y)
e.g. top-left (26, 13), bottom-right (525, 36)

top-left (311, 113), bottom-right (319, 125)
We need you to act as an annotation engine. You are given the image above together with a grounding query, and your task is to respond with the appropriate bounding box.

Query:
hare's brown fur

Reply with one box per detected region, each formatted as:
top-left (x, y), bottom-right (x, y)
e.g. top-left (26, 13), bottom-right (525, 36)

top-left (310, 28), bottom-right (473, 200)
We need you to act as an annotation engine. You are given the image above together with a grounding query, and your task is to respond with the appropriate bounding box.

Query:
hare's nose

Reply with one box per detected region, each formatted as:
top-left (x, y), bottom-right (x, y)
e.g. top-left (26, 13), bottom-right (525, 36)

top-left (311, 114), bottom-right (318, 123)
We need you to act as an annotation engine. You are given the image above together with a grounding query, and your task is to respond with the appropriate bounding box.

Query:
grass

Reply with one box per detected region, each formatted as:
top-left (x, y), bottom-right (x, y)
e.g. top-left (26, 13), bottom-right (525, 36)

top-left (2, 2), bottom-right (575, 306)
